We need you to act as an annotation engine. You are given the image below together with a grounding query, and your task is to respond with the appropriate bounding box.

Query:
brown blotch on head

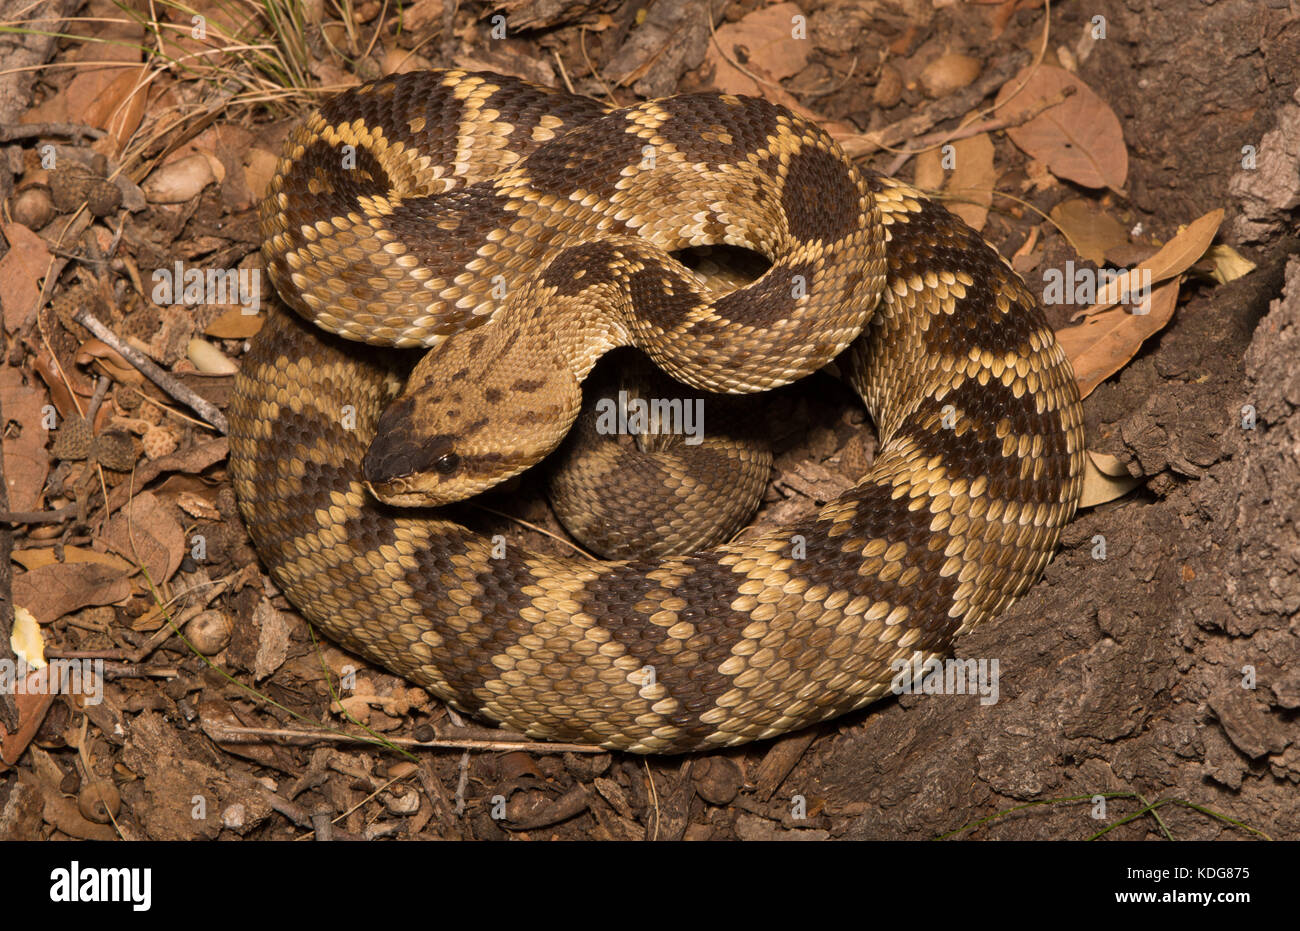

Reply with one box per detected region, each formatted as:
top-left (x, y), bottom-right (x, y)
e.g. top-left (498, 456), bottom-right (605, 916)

top-left (362, 396), bottom-right (457, 484)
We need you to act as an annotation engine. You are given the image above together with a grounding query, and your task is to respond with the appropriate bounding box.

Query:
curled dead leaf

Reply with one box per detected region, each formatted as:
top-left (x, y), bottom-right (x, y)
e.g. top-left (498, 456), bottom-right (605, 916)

top-left (0, 222), bottom-right (52, 331)
top-left (1056, 276), bottom-right (1181, 399)
top-left (996, 65), bottom-right (1127, 192)
top-left (1079, 450), bottom-right (1141, 508)
top-left (1196, 245), bottom-right (1256, 285)
top-left (944, 132), bottom-right (996, 231)
top-left (1072, 208), bottom-right (1223, 320)
top-left (76, 338), bottom-right (145, 385)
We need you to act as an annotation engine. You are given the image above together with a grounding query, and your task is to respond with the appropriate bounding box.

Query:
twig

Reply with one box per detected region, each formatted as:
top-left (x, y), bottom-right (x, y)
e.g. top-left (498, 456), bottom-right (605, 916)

top-left (837, 52), bottom-right (1029, 160)
top-left (102, 662), bottom-right (178, 678)
top-left (801, 56), bottom-right (859, 100)
top-left (69, 308), bottom-right (229, 434)
top-left (262, 791), bottom-right (363, 841)
top-left (0, 505), bottom-right (78, 525)
top-left (883, 88), bottom-right (1074, 176)
top-left (207, 721), bottom-right (607, 754)
top-left (0, 122), bottom-right (106, 142)
top-left (469, 503), bottom-right (598, 559)
top-left (0, 358), bottom-right (15, 731)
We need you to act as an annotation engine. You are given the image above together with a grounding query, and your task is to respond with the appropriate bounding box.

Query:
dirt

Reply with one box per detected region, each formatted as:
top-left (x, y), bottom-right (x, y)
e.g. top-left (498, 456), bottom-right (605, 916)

top-left (0, 0), bottom-right (1297, 842)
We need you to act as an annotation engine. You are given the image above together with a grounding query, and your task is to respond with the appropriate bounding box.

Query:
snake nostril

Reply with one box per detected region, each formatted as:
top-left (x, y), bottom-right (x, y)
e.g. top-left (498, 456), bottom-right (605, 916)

top-left (362, 438), bottom-right (413, 485)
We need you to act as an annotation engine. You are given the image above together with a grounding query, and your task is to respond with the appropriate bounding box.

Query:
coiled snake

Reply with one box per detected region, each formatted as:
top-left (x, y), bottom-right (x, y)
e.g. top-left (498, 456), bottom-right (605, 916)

top-left (229, 70), bottom-right (1085, 753)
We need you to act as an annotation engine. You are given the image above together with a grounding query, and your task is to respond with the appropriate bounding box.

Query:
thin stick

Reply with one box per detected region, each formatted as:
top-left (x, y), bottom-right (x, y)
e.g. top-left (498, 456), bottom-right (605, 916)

top-left (469, 503), bottom-right (598, 560)
top-left (0, 505), bottom-right (78, 525)
top-left (69, 308), bottom-right (229, 434)
top-left (883, 88), bottom-right (1073, 176)
top-left (0, 122), bottom-right (106, 142)
top-left (207, 722), bottom-right (607, 754)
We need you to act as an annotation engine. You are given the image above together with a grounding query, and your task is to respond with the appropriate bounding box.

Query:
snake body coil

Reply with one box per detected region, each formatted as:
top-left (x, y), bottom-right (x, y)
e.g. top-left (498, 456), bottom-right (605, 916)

top-left (229, 71), bottom-right (1085, 753)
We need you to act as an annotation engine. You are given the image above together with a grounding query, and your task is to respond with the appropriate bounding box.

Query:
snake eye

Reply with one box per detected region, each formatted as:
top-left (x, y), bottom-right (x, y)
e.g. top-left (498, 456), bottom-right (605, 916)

top-left (434, 452), bottom-right (461, 475)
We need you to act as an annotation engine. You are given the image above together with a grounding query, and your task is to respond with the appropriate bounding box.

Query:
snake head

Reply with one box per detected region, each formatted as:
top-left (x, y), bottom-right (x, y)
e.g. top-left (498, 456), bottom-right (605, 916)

top-left (362, 327), bottom-right (583, 508)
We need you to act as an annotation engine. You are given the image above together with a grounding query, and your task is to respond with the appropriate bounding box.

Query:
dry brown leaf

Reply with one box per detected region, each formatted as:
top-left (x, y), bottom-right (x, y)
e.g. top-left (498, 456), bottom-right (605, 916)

top-left (75, 339), bottom-right (146, 385)
top-left (0, 223), bottom-right (51, 332)
top-left (0, 678), bottom-right (55, 767)
top-left (996, 65), bottom-right (1127, 191)
top-left (80, 64), bottom-right (150, 154)
top-left (1079, 450), bottom-right (1141, 508)
top-left (1056, 276), bottom-right (1181, 399)
top-left (704, 2), bottom-right (809, 97)
top-left (0, 366), bottom-right (50, 512)
top-left (1050, 198), bottom-right (1130, 265)
top-left (12, 563), bottom-right (132, 625)
top-left (12, 546), bottom-right (137, 573)
top-left (60, 39), bottom-right (144, 141)
top-left (1073, 208), bottom-right (1223, 320)
top-left (913, 146), bottom-right (945, 192)
top-left (945, 133), bottom-right (996, 231)
top-left (102, 491), bottom-right (186, 584)
top-left (243, 148), bottom-right (280, 203)
top-left (205, 306), bottom-right (265, 339)
top-left (1197, 244), bottom-right (1257, 284)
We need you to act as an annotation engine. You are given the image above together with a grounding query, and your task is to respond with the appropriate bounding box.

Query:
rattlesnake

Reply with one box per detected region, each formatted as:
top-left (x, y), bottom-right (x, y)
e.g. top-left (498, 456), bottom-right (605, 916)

top-left (228, 70), bottom-right (1084, 753)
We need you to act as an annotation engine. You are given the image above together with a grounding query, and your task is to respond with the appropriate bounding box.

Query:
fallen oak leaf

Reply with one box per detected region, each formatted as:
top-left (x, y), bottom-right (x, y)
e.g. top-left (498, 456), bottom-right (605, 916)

top-left (1056, 276), bottom-right (1181, 400)
top-left (102, 491), bottom-right (186, 584)
top-left (1070, 208), bottom-right (1223, 321)
top-left (0, 222), bottom-right (51, 331)
top-left (996, 65), bottom-right (1127, 192)
top-left (704, 1), bottom-right (810, 97)
top-left (944, 132), bottom-right (996, 231)
top-left (80, 63), bottom-right (151, 155)
top-left (0, 366), bottom-right (50, 511)
top-left (11, 546), bottom-right (137, 574)
top-left (0, 674), bottom-right (55, 768)
top-left (12, 563), bottom-right (133, 625)
top-left (1049, 198), bottom-right (1130, 265)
